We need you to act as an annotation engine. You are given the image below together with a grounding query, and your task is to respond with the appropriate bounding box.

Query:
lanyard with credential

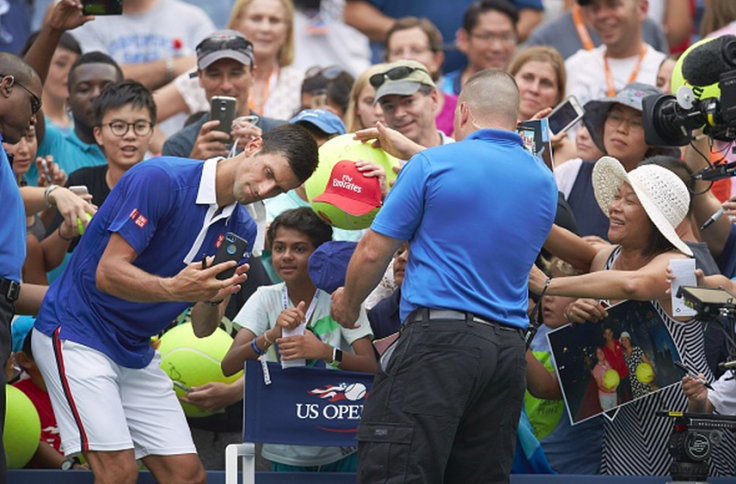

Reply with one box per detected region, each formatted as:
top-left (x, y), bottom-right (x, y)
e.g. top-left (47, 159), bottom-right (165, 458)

top-left (572, 4), bottom-right (595, 51)
top-left (281, 285), bottom-right (320, 328)
top-left (603, 44), bottom-right (647, 97)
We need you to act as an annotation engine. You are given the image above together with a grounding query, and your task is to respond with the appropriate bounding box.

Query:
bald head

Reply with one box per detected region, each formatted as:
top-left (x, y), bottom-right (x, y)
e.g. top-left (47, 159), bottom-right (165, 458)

top-left (0, 52), bottom-right (39, 87)
top-left (0, 53), bottom-right (42, 144)
top-left (456, 68), bottom-right (519, 136)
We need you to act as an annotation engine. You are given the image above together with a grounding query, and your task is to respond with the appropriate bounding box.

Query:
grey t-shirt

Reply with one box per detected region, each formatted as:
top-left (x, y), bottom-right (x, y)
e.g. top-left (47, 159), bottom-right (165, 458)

top-left (526, 12), bottom-right (668, 60)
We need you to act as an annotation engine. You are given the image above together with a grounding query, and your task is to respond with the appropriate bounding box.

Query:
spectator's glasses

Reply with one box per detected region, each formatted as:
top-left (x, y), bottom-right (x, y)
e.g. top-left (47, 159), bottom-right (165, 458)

top-left (196, 35), bottom-right (254, 62)
top-left (369, 66), bottom-right (427, 88)
top-left (104, 121), bottom-right (154, 137)
top-left (1, 75), bottom-right (42, 114)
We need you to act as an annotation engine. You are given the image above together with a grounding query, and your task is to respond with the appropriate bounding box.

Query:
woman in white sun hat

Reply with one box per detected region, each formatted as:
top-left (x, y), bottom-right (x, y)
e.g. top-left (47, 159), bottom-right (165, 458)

top-left (530, 156), bottom-right (736, 476)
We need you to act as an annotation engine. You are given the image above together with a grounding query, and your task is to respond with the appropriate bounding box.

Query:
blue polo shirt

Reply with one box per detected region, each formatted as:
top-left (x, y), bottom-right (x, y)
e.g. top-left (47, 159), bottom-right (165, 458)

top-left (0, 137), bottom-right (25, 282)
top-left (26, 124), bottom-right (106, 186)
top-left (371, 129), bottom-right (557, 328)
top-left (34, 157), bottom-right (257, 368)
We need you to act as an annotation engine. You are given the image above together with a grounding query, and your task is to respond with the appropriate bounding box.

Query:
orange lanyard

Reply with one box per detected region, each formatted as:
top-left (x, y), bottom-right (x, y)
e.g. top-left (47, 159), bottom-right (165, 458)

top-left (572, 4), bottom-right (595, 51)
top-left (248, 66), bottom-right (278, 116)
top-left (603, 44), bottom-right (647, 97)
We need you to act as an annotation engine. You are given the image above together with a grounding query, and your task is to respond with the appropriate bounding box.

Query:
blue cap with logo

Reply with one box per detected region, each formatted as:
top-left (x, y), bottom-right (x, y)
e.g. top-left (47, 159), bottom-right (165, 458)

top-left (289, 109), bottom-right (346, 136)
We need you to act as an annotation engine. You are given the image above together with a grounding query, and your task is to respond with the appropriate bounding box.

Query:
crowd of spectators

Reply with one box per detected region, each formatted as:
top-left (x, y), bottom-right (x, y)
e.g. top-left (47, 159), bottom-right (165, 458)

top-left (4, 0), bottom-right (736, 479)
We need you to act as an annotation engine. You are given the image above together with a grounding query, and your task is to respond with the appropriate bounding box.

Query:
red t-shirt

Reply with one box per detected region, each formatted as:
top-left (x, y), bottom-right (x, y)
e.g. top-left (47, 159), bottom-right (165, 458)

top-left (13, 378), bottom-right (61, 468)
top-left (603, 340), bottom-right (629, 378)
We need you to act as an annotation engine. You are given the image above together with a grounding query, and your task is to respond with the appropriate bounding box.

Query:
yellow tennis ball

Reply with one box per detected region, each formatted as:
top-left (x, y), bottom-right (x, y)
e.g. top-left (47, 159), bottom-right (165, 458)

top-left (636, 362), bottom-right (654, 384)
top-left (5, 385), bottom-right (41, 468)
top-left (77, 212), bottom-right (93, 236)
top-left (603, 369), bottom-right (620, 390)
top-left (158, 323), bottom-right (242, 418)
top-left (305, 134), bottom-right (400, 230)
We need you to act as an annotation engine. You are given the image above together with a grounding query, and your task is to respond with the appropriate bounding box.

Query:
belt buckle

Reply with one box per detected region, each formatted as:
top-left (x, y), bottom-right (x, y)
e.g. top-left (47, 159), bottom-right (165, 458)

top-left (5, 280), bottom-right (20, 302)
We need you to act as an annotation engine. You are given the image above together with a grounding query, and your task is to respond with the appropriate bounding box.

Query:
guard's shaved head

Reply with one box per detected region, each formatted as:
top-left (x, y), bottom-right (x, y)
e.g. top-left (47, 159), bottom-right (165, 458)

top-left (454, 68), bottom-right (519, 139)
top-left (0, 53), bottom-right (42, 144)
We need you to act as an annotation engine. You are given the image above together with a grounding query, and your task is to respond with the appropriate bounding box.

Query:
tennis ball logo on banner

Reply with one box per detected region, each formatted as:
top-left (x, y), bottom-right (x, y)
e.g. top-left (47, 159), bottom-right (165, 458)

top-left (297, 382), bottom-right (369, 423)
top-left (305, 134), bottom-right (400, 230)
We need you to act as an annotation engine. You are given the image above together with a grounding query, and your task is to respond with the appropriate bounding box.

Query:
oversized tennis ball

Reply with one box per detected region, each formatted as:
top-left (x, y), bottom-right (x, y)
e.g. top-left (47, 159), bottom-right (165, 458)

top-left (671, 37), bottom-right (721, 101)
top-left (305, 134), bottom-right (400, 230)
top-left (5, 385), bottom-right (41, 468)
top-left (77, 212), bottom-right (93, 236)
top-left (603, 369), bottom-right (620, 390)
top-left (158, 323), bottom-right (243, 418)
top-left (635, 362), bottom-right (654, 384)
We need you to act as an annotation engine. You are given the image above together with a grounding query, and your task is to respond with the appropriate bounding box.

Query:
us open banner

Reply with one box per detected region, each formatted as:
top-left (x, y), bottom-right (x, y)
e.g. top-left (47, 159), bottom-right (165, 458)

top-left (243, 360), bottom-right (375, 446)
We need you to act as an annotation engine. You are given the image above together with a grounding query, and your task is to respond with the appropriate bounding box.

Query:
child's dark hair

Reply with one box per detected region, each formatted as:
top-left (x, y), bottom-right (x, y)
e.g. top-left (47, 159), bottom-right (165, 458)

top-left (21, 31), bottom-right (82, 57)
top-left (267, 207), bottom-right (332, 248)
top-left (93, 80), bottom-right (157, 127)
top-left (21, 329), bottom-right (33, 360)
top-left (68, 51), bottom-right (123, 89)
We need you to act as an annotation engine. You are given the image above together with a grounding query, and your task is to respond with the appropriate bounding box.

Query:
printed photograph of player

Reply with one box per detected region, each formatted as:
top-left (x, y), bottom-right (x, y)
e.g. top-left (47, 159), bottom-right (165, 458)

top-left (547, 300), bottom-right (682, 424)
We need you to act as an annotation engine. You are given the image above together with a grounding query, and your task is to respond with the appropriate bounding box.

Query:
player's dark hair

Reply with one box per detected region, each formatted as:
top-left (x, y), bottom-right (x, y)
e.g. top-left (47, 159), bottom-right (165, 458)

top-left (463, 0), bottom-right (519, 33)
top-left (258, 124), bottom-right (319, 184)
top-left (93, 80), bottom-right (157, 127)
top-left (68, 51), bottom-right (123, 90)
top-left (267, 207), bottom-right (333, 248)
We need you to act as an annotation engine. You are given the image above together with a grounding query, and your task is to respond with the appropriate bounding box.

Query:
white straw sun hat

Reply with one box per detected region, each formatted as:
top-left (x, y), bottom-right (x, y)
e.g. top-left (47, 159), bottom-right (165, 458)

top-left (592, 156), bottom-right (693, 257)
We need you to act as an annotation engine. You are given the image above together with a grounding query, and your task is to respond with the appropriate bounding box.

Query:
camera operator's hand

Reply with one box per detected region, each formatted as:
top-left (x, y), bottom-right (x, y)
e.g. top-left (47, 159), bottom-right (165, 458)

top-left (189, 120), bottom-right (230, 160)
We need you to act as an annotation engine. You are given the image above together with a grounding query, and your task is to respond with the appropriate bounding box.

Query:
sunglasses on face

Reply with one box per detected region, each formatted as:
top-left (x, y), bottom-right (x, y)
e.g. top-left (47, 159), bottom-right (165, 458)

top-left (1, 74), bottom-right (41, 114)
top-left (369, 66), bottom-right (427, 88)
top-left (196, 35), bottom-right (254, 60)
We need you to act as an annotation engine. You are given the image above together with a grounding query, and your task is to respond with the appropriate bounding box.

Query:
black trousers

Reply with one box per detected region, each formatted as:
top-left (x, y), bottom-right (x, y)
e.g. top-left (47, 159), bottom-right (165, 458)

top-left (0, 295), bottom-right (13, 484)
top-left (356, 312), bottom-right (527, 484)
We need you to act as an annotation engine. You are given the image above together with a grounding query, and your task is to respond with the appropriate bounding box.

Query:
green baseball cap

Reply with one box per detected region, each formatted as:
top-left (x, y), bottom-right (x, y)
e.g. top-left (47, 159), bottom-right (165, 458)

top-left (370, 60), bottom-right (436, 103)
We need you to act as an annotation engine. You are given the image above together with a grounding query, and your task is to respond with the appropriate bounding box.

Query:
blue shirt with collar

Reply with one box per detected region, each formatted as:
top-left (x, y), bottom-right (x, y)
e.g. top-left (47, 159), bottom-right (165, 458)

top-left (0, 135), bottom-right (25, 282)
top-left (370, 129), bottom-right (557, 328)
top-left (34, 157), bottom-right (257, 368)
top-left (26, 123), bottom-right (106, 186)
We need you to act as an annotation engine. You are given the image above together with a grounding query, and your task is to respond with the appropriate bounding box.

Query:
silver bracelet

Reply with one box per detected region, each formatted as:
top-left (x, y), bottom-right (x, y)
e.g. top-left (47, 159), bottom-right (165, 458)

top-left (44, 184), bottom-right (60, 208)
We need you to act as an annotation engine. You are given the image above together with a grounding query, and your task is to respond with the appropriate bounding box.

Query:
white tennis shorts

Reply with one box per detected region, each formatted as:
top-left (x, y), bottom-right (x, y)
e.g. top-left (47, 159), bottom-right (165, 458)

top-left (32, 328), bottom-right (197, 459)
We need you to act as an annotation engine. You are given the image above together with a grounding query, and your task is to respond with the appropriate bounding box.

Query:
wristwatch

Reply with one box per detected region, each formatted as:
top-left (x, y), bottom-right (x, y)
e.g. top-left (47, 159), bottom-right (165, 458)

top-left (61, 457), bottom-right (78, 470)
top-left (331, 346), bottom-right (343, 368)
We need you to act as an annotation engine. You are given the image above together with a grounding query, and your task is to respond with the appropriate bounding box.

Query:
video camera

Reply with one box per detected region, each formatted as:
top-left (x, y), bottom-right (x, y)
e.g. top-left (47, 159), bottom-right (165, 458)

top-left (657, 411), bottom-right (736, 483)
top-left (643, 36), bottom-right (736, 147)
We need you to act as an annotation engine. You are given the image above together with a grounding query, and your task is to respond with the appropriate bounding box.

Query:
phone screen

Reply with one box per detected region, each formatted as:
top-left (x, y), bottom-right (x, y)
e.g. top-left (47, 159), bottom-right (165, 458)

top-left (82, 0), bottom-right (123, 15)
top-left (518, 127), bottom-right (536, 153)
top-left (548, 101), bottom-right (582, 135)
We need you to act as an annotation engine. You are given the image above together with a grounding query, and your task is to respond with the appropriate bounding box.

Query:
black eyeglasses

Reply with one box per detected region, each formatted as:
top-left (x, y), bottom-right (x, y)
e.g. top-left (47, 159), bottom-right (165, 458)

top-left (104, 121), bottom-right (154, 137)
top-left (369, 66), bottom-right (426, 88)
top-left (196, 35), bottom-right (254, 62)
top-left (1, 74), bottom-right (41, 114)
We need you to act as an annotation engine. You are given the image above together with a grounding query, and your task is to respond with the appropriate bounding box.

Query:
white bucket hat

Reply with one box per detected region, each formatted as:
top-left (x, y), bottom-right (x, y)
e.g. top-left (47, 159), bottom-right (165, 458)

top-left (592, 156), bottom-right (693, 257)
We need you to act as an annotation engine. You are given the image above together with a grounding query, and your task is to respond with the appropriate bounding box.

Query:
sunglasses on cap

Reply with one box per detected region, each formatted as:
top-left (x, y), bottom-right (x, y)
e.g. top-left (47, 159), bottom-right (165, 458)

top-left (196, 34), bottom-right (254, 58)
top-left (305, 65), bottom-right (351, 81)
top-left (369, 66), bottom-right (428, 89)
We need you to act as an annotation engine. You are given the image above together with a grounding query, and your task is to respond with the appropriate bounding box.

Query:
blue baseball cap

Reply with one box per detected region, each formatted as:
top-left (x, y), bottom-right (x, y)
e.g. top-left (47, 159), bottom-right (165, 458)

top-left (308, 241), bottom-right (357, 294)
top-left (11, 316), bottom-right (35, 353)
top-left (289, 109), bottom-right (346, 136)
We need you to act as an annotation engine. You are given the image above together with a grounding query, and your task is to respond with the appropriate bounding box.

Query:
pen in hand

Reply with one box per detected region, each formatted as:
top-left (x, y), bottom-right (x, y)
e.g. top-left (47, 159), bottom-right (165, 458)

top-left (700, 207), bottom-right (724, 231)
top-left (675, 361), bottom-right (713, 390)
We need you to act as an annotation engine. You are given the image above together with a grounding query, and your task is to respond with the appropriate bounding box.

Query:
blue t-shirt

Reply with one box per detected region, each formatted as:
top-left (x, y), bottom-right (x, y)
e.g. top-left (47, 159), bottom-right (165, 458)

top-left (26, 124), bottom-right (106, 186)
top-left (0, 138), bottom-right (25, 282)
top-left (34, 158), bottom-right (257, 368)
top-left (371, 129), bottom-right (557, 328)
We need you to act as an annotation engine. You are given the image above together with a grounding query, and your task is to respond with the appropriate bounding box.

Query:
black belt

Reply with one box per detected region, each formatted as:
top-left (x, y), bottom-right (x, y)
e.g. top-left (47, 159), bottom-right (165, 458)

top-left (0, 277), bottom-right (20, 302)
top-left (407, 308), bottom-right (521, 332)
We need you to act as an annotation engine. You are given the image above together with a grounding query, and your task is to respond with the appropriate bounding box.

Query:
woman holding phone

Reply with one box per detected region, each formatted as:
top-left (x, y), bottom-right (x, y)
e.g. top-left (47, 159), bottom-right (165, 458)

top-left (508, 46), bottom-right (577, 165)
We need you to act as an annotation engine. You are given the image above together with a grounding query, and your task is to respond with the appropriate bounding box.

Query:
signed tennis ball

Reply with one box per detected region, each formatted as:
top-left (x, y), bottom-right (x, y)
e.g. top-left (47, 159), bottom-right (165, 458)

top-left (636, 362), bottom-right (654, 384)
top-left (158, 323), bottom-right (243, 418)
top-left (603, 369), bottom-right (620, 390)
top-left (5, 386), bottom-right (41, 468)
top-left (77, 212), bottom-right (93, 236)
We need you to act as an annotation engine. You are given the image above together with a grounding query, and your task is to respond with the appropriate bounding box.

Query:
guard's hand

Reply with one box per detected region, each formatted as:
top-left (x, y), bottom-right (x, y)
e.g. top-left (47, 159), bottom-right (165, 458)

top-left (354, 121), bottom-right (424, 160)
top-left (48, 187), bottom-right (97, 230)
top-left (330, 287), bottom-right (361, 329)
top-left (189, 120), bottom-right (230, 160)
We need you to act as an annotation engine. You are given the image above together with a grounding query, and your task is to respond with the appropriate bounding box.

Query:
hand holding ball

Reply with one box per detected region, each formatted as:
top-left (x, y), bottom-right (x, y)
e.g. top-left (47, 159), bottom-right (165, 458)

top-left (77, 212), bottom-right (93, 235)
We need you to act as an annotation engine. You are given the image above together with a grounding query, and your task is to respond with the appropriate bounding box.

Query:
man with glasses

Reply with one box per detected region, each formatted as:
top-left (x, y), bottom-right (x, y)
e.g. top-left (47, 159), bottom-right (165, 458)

top-left (32, 121), bottom-right (319, 483)
top-left (441, 0), bottom-right (519, 96)
top-left (331, 68), bottom-right (557, 483)
top-left (565, 0), bottom-right (665, 108)
top-left (163, 30), bottom-right (284, 161)
top-left (373, 59), bottom-right (453, 152)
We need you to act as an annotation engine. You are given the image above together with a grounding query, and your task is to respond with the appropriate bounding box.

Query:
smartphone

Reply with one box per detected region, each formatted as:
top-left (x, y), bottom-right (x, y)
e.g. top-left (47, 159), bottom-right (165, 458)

top-left (210, 96), bottom-right (237, 137)
top-left (40, 157), bottom-right (52, 183)
top-left (547, 96), bottom-right (584, 136)
top-left (173, 380), bottom-right (192, 393)
top-left (82, 0), bottom-right (123, 15)
top-left (212, 232), bottom-right (248, 280)
top-left (69, 185), bottom-right (89, 197)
